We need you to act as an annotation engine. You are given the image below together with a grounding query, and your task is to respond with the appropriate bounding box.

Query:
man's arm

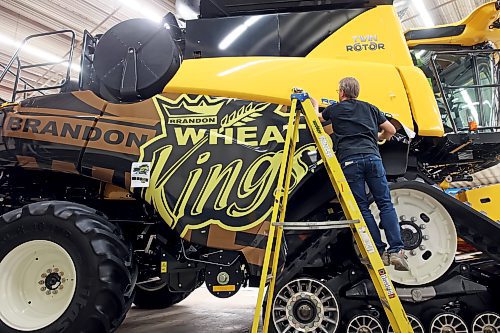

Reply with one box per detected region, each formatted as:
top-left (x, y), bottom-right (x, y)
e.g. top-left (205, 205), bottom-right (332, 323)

top-left (378, 120), bottom-right (396, 140)
top-left (310, 97), bottom-right (326, 122)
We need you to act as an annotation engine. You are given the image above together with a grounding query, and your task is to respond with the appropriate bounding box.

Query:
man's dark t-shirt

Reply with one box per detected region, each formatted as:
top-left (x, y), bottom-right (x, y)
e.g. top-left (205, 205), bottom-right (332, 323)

top-left (321, 99), bottom-right (387, 162)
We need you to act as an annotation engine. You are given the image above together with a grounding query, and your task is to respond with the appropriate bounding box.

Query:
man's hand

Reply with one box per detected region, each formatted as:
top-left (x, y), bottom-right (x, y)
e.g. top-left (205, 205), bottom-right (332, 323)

top-left (310, 97), bottom-right (319, 110)
top-left (378, 120), bottom-right (396, 140)
top-left (310, 97), bottom-right (325, 122)
top-left (378, 131), bottom-right (386, 141)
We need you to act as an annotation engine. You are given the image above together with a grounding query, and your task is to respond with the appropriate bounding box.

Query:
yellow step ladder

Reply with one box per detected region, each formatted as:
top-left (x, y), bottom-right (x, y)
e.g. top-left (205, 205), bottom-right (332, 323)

top-left (251, 89), bottom-right (413, 333)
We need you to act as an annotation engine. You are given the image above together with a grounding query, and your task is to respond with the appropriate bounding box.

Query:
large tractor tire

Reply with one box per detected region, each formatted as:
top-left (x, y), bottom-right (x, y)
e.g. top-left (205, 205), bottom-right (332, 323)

top-left (134, 282), bottom-right (191, 309)
top-left (0, 201), bottom-right (134, 333)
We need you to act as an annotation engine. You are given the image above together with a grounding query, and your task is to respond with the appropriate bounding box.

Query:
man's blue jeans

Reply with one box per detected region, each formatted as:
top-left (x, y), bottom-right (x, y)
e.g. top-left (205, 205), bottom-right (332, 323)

top-left (340, 153), bottom-right (404, 254)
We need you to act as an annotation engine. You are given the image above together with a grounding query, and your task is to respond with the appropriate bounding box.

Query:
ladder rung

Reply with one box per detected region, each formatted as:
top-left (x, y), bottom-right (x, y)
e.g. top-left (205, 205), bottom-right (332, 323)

top-left (273, 220), bottom-right (359, 230)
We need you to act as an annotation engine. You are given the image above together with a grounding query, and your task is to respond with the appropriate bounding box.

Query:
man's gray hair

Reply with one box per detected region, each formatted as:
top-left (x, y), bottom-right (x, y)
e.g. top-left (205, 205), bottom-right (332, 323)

top-left (339, 77), bottom-right (360, 99)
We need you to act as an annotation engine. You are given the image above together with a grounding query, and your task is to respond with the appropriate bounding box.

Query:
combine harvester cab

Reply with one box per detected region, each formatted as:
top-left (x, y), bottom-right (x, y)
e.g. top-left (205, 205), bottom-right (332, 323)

top-left (0, 1), bottom-right (499, 333)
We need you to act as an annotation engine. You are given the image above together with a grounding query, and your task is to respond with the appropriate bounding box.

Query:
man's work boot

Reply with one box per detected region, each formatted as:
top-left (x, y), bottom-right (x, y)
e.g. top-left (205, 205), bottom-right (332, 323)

top-left (381, 252), bottom-right (390, 266)
top-left (390, 250), bottom-right (409, 271)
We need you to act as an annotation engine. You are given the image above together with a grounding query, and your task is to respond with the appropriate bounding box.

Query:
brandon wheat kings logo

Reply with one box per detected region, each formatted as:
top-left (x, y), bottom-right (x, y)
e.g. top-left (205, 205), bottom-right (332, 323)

top-left (153, 94), bottom-right (227, 126)
top-left (137, 93), bottom-right (315, 237)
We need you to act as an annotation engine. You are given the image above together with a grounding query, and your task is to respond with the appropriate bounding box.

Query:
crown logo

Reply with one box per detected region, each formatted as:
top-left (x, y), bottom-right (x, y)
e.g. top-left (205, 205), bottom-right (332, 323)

top-left (153, 94), bottom-right (228, 126)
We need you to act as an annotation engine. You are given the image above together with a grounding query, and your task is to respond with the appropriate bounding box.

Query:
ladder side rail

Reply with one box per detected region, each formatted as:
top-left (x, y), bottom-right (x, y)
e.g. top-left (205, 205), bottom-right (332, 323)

top-left (251, 99), bottom-right (301, 333)
top-left (299, 97), bottom-right (413, 333)
top-left (262, 105), bottom-right (302, 333)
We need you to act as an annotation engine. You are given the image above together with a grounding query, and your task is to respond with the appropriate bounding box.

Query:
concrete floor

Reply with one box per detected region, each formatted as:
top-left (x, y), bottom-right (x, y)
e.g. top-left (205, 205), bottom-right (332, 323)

top-left (118, 287), bottom-right (259, 333)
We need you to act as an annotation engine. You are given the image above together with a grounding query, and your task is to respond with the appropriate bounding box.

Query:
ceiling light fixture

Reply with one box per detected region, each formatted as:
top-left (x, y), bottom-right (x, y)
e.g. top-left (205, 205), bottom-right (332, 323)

top-left (118, 0), bottom-right (163, 22)
top-left (176, 2), bottom-right (199, 20)
top-left (412, 0), bottom-right (434, 27)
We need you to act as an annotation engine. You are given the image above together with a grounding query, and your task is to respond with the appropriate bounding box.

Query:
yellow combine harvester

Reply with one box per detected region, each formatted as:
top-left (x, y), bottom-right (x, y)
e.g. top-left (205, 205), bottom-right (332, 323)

top-left (0, 1), bottom-right (498, 332)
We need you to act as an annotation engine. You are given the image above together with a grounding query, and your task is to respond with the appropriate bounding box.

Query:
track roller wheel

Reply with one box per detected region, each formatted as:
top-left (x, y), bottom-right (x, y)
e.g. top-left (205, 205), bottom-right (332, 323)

top-left (430, 313), bottom-right (469, 333)
top-left (346, 314), bottom-right (383, 333)
top-left (387, 314), bottom-right (424, 333)
top-left (271, 278), bottom-right (340, 333)
top-left (472, 312), bottom-right (500, 333)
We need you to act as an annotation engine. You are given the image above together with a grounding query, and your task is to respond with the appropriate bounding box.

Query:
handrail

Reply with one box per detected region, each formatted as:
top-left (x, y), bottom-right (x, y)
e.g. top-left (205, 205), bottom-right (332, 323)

top-left (0, 63), bottom-right (45, 97)
top-left (0, 30), bottom-right (76, 102)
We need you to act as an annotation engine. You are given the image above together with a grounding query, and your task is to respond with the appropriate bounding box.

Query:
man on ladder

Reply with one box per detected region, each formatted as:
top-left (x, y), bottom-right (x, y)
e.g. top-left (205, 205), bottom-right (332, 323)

top-left (252, 83), bottom-right (413, 333)
top-left (312, 77), bottom-right (409, 271)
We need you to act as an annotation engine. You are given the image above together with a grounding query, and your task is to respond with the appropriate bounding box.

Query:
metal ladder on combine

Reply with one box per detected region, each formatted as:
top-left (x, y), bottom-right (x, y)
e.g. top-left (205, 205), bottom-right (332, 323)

top-left (251, 89), bottom-right (413, 333)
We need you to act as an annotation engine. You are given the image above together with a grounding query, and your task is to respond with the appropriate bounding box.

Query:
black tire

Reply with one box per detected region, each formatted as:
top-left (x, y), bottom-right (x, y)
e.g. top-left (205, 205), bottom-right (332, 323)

top-left (134, 283), bottom-right (191, 309)
top-left (0, 201), bottom-right (134, 333)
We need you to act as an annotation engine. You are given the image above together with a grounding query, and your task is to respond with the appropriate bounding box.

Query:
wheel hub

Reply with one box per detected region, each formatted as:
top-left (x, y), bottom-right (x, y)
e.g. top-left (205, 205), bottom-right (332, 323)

top-left (39, 268), bottom-right (67, 295)
top-left (44, 272), bottom-right (62, 290)
top-left (293, 299), bottom-right (317, 324)
top-left (400, 221), bottom-right (423, 250)
top-left (286, 292), bottom-right (323, 330)
top-left (484, 326), bottom-right (496, 333)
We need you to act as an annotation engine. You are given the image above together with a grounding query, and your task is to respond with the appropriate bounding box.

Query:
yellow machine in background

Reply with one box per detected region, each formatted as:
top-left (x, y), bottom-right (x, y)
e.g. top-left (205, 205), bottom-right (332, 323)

top-left (456, 184), bottom-right (500, 221)
top-left (406, 1), bottom-right (500, 49)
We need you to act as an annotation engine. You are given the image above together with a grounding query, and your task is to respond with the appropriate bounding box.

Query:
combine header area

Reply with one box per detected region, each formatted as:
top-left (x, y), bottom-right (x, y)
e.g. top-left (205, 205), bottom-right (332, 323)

top-left (0, 1), bottom-right (499, 332)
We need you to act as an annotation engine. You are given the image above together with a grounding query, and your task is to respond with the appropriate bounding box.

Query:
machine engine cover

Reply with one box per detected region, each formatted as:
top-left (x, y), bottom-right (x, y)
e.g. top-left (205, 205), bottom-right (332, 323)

top-left (93, 18), bottom-right (180, 101)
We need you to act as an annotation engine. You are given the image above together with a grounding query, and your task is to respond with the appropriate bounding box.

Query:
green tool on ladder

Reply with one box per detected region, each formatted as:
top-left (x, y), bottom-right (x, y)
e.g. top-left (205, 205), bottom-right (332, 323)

top-left (251, 89), bottom-right (413, 333)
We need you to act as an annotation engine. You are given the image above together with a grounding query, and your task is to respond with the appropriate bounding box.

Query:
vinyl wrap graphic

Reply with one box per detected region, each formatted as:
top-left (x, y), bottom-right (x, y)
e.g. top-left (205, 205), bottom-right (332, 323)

top-left (0, 91), bottom-right (316, 270)
top-left (139, 94), bottom-right (315, 238)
